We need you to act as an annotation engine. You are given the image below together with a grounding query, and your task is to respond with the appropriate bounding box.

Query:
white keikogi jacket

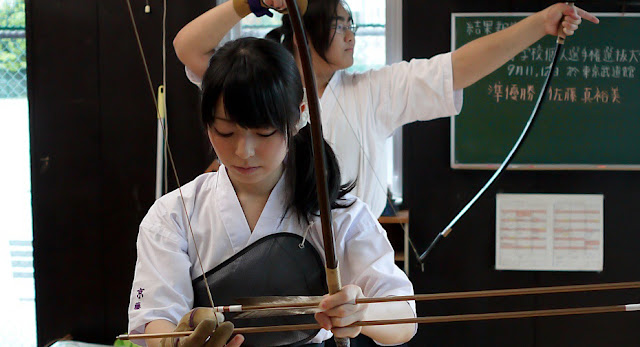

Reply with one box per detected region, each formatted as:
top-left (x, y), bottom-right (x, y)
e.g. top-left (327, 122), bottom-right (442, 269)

top-left (128, 166), bottom-right (415, 344)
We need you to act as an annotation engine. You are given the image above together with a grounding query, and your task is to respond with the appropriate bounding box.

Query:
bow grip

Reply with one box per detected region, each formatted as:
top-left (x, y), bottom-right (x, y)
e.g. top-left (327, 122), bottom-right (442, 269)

top-left (557, 2), bottom-right (576, 44)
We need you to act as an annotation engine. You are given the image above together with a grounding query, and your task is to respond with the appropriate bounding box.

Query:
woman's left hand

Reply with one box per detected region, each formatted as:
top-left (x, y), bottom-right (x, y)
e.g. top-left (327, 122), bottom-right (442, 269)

top-left (314, 285), bottom-right (368, 338)
top-left (542, 3), bottom-right (599, 37)
top-left (158, 308), bottom-right (243, 347)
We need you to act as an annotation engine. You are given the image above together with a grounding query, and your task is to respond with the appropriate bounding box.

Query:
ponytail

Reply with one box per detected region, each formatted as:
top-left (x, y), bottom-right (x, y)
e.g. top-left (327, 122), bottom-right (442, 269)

top-left (266, 15), bottom-right (294, 54)
top-left (285, 125), bottom-right (354, 224)
top-left (265, 26), bottom-right (283, 43)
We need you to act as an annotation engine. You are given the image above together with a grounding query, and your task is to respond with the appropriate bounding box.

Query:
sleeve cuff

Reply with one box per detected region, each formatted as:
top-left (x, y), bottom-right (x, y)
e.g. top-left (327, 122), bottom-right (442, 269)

top-left (444, 52), bottom-right (464, 116)
top-left (185, 66), bottom-right (203, 89)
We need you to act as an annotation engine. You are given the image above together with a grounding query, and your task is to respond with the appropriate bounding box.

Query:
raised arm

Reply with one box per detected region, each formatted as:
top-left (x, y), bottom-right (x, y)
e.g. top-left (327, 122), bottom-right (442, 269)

top-left (451, 3), bottom-right (599, 90)
top-left (174, 0), bottom-right (296, 82)
top-left (173, 1), bottom-right (242, 80)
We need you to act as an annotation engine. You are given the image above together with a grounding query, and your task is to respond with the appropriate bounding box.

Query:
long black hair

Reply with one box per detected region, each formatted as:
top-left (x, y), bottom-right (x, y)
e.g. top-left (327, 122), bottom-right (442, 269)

top-left (201, 37), bottom-right (353, 223)
top-left (265, 0), bottom-right (351, 61)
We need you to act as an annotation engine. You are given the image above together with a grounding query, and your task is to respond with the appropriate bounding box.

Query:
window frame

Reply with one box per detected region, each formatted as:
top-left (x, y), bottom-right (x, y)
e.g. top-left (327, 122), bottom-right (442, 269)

top-left (386, 0), bottom-right (403, 203)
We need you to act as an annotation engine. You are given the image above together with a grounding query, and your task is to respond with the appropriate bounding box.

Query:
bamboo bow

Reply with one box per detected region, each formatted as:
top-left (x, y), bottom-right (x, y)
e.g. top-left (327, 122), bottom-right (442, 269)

top-left (419, 3), bottom-right (577, 262)
top-left (283, 0), bottom-right (349, 345)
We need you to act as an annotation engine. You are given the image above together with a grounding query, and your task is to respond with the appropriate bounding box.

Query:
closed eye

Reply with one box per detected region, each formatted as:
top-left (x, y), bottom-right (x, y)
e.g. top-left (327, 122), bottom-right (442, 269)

top-left (213, 127), bottom-right (233, 137)
top-left (257, 129), bottom-right (278, 137)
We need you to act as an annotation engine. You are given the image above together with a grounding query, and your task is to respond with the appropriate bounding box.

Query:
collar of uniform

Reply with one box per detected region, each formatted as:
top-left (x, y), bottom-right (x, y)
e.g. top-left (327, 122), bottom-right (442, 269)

top-left (216, 165), bottom-right (251, 253)
top-left (216, 165), bottom-right (288, 251)
top-left (246, 168), bottom-right (288, 244)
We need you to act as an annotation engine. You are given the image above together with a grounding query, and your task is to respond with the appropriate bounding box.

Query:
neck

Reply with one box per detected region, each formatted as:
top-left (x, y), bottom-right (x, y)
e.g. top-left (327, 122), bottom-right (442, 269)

top-left (295, 50), bottom-right (335, 98)
top-left (228, 165), bottom-right (284, 199)
top-left (315, 68), bottom-right (334, 97)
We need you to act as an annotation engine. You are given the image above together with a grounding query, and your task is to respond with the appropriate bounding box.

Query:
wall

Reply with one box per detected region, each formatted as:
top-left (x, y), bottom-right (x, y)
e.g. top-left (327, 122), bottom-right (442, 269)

top-left (28, 0), bottom-right (212, 344)
top-left (403, 1), bottom-right (640, 346)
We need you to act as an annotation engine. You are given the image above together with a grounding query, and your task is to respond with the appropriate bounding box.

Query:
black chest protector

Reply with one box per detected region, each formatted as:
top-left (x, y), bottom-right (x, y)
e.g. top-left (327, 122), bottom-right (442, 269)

top-left (192, 233), bottom-right (327, 346)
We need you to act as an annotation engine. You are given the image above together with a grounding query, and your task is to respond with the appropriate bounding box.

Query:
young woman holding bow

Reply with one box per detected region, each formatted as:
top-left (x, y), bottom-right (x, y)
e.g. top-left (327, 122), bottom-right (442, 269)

top-left (129, 37), bottom-right (416, 346)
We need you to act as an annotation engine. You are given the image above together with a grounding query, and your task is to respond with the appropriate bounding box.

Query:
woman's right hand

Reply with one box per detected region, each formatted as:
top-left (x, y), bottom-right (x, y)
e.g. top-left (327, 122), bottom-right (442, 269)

top-left (262, 0), bottom-right (307, 14)
top-left (262, 0), bottom-right (287, 11)
top-left (540, 3), bottom-right (599, 37)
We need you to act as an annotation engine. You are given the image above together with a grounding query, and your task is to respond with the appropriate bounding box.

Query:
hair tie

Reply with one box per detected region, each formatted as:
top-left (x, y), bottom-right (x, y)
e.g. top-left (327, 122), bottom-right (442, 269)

top-left (295, 88), bottom-right (310, 132)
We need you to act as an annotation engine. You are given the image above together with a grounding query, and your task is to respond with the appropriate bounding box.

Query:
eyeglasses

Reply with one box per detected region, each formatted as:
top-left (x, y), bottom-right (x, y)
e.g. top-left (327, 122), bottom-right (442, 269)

top-left (331, 22), bottom-right (358, 35)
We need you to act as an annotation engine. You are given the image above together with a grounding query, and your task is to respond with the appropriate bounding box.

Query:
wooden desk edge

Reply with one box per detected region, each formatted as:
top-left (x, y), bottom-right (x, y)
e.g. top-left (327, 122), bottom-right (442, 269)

top-left (378, 210), bottom-right (409, 224)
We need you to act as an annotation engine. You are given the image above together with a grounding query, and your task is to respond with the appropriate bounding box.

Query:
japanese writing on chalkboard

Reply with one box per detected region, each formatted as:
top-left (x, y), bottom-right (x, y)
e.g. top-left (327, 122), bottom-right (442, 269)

top-left (484, 44), bottom-right (638, 104)
top-left (488, 82), bottom-right (622, 104)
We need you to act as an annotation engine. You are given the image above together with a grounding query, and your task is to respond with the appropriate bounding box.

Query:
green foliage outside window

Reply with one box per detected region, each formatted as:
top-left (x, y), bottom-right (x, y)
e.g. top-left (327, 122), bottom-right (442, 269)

top-left (0, 0), bottom-right (25, 28)
top-left (0, 0), bottom-right (26, 71)
top-left (0, 0), bottom-right (26, 97)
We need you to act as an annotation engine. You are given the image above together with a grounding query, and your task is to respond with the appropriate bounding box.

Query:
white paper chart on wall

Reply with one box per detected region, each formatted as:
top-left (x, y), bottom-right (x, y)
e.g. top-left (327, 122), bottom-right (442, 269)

top-left (495, 194), bottom-right (603, 271)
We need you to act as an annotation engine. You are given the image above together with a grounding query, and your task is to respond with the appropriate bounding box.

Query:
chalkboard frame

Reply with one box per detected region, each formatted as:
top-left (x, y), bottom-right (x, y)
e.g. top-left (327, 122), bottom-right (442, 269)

top-left (451, 13), bottom-right (640, 170)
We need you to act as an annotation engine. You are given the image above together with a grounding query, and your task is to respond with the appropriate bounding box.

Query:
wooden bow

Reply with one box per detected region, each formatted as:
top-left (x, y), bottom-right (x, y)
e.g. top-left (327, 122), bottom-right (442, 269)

top-left (283, 0), bottom-right (349, 346)
top-left (418, 3), bottom-right (577, 262)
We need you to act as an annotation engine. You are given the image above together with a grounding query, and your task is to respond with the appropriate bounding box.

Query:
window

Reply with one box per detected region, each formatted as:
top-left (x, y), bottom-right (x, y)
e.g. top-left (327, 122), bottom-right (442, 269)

top-left (345, 0), bottom-right (386, 73)
top-left (235, 0), bottom-right (391, 74)
top-left (219, 0), bottom-right (403, 204)
top-left (0, 0), bottom-right (36, 346)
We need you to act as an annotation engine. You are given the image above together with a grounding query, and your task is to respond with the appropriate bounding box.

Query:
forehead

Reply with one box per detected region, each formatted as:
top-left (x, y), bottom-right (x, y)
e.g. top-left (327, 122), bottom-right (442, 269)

top-left (213, 98), bottom-right (236, 123)
top-left (214, 98), bottom-right (228, 117)
top-left (334, 4), bottom-right (352, 22)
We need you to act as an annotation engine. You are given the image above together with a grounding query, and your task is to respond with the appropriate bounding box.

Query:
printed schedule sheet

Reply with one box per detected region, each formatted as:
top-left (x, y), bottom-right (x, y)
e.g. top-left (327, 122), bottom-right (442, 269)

top-left (496, 194), bottom-right (604, 271)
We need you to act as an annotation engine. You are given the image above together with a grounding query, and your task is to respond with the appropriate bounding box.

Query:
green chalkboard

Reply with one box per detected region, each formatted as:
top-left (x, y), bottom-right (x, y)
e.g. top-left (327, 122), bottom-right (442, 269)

top-left (452, 14), bottom-right (640, 169)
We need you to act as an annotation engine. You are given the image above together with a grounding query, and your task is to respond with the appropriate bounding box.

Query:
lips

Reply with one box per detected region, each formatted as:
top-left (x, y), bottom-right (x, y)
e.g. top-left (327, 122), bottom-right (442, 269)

top-left (232, 166), bottom-right (259, 175)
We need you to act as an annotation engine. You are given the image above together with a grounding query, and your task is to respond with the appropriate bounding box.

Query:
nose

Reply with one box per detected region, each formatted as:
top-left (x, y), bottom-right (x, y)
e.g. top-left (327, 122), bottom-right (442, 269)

top-left (345, 29), bottom-right (355, 43)
top-left (235, 134), bottom-right (256, 159)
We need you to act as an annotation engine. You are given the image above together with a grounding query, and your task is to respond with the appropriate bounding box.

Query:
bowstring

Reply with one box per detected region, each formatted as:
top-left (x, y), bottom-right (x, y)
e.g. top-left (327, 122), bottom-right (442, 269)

top-left (326, 84), bottom-right (423, 265)
top-left (162, 0), bottom-right (169, 195)
top-left (124, 0), bottom-right (216, 309)
top-left (329, 8), bottom-right (576, 267)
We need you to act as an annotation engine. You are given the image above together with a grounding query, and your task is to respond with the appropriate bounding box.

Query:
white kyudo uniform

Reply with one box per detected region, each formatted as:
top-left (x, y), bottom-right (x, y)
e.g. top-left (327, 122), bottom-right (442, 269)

top-left (186, 53), bottom-right (463, 217)
top-left (128, 165), bottom-right (416, 344)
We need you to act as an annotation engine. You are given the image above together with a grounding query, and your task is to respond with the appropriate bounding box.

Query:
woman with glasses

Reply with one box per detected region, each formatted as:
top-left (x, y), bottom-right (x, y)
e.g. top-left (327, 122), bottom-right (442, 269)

top-left (174, 0), bottom-right (597, 221)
